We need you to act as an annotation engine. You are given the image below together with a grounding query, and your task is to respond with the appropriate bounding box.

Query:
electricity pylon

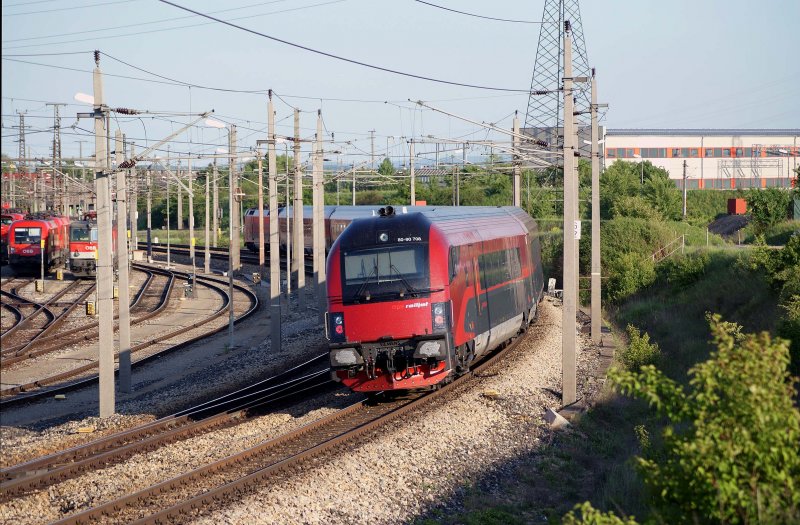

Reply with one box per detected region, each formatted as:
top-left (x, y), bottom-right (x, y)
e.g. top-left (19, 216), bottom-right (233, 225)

top-left (524, 0), bottom-right (592, 163)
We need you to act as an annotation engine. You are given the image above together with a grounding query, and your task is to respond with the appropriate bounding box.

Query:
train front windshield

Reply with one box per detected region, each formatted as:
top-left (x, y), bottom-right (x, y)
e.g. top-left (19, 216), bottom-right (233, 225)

top-left (14, 227), bottom-right (41, 244)
top-left (70, 226), bottom-right (98, 242)
top-left (342, 244), bottom-right (430, 303)
top-left (1, 216), bottom-right (13, 226)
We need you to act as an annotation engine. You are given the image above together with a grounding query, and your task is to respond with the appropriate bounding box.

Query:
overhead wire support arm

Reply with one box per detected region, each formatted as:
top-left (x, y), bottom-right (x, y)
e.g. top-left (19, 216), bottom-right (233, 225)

top-left (410, 99), bottom-right (553, 149)
top-left (117, 111), bottom-right (214, 169)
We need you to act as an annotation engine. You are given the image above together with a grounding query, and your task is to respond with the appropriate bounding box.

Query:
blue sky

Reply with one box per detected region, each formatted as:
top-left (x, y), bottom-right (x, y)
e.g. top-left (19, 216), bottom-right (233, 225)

top-left (2, 0), bottom-right (798, 164)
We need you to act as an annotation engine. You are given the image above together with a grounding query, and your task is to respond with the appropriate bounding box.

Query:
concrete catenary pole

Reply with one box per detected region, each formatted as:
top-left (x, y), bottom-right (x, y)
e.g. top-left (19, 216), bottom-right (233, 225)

top-left (228, 126), bottom-right (236, 347)
top-left (313, 110), bottom-right (326, 325)
top-left (93, 53), bottom-right (115, 416)
top-left (513, 111), bottom-right (521, 207)
top-left (285, 141), bottom-right (292, 302)
top-left (257, 143), bottom-right (265, 270)
top-left (590, 69), bottom-right (602, 345)
top-left (204, 164), bottom-right (211, 274)
top-left (369, 129), bottom-right (376, 170)
top-left (115, 130), bottom-right (132, 393)
top-left (146, 169), bottom-right (152, 262)
top-left (561, 22), bottom-right (577, 407)
top-left (212, 158), bottom-right (219, 248)
top-left (230, 127), bottom-right (241, 271)
top-left (188, 158), bottom-right (196, 281)
top-left (268, 92), bottom-right (281, 352)
top-left (351, 162), bottom-right (356, 205)
top-left (293, 109), bottom-right (305, 310)
top-left (409, 138), bottom-right (415, 205)
top-left (177, 164), bottom-right (183, 230)
top-left (129, 143), bottom-right (137, 251)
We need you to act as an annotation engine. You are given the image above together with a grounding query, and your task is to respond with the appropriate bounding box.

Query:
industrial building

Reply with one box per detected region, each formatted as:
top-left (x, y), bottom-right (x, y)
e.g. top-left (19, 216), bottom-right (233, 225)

top-left (604, 129), bottom-right (799, 189)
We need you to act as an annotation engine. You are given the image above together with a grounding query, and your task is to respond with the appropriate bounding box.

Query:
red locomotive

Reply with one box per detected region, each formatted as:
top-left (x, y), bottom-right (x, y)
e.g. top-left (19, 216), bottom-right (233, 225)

top-left (1, 210), bottom-right (26, 264)
top-left (325, 206), bottom-right (544, 392)
top-left (7, 213), bottom-right (69, 274)
top-left (68, 212), bottom-right (117, 278)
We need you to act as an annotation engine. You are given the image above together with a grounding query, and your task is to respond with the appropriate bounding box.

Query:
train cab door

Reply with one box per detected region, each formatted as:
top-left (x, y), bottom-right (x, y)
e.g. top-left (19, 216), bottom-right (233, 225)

top-left (471, 243), bottom-right (491, 357)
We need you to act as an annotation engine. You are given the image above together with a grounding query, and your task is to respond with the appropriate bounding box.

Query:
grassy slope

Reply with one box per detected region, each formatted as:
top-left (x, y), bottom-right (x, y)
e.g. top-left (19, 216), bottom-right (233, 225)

top-left (416, 250), bottom-right (779, 525)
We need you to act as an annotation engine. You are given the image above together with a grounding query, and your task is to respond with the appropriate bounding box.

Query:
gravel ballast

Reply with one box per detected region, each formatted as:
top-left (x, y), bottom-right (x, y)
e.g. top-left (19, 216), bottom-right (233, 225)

top-left (0, 296), bottom-right (605, 525)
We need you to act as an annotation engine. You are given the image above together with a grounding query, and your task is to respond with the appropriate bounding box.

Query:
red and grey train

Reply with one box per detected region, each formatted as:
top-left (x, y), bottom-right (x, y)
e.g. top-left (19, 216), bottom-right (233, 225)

top-left (6, 213), bottom-right (70, 274)
top-left (1, 210), bottom-right (26, 264)
top-left (68, 212), bottom-right (117, 277)
top-left (325, 206), bottom-right (544, 393)
top-left (243, 205), bottom-right (390, 255)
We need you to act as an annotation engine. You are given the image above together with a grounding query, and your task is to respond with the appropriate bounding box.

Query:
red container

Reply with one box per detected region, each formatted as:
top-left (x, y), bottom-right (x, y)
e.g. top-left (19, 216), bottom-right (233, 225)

top-left (727, 198), bottom-right (747, 215)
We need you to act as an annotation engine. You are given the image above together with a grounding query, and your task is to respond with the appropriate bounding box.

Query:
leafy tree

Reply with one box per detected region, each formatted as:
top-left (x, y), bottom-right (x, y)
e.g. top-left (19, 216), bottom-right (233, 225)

top-left (745, 188), bottom-right (791, 234)
top-left (609, 316), bottom-right (800, 524)
top-left (377, 157), bottom-right (394, 177)
top-left (600, 160), bottom-right (681, 221)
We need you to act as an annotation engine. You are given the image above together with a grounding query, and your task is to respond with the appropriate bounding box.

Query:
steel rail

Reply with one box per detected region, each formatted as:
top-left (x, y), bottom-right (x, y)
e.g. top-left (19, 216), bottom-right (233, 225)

top-left (0, 267), bottom-right (156, 355)
top-left (0, 302), bottom-right (23, 335)
top-left (0, 352), bottom-right (327, 486)
top-left (2, 283), bottom-right (97, 365)
top-left (0, 369), bottom-right (333, 500)
top-left (0, 263), bottom-right (259, 406)
top-left (52, 327), bottom-right (531, 525)
top-left (0, 288), bottom-right (58, 348)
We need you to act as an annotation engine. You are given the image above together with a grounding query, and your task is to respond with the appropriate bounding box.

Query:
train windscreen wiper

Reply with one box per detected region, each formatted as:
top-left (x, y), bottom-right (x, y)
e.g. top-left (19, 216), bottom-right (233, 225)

top-left (352, 266), bottom-right (377, 302)
top-left (390, 264), bottom-right (422, 298)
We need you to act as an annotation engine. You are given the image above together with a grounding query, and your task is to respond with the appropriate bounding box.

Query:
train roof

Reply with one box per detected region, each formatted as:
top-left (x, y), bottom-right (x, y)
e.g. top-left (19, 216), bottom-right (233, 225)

top-left (70, 220), bottom-right (97, 228)
top-left (334, 206), bottom-right (539, 250)
top-left (8, 217), bottom-right (59, 232)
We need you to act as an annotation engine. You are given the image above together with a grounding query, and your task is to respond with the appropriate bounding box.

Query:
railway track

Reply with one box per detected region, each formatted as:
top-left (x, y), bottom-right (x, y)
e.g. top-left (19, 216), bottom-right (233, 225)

top-left (0, 280), bottom-right (97, 366)
top-left (20, 325), bottom-right (532, 524)
top-left (0, 266), bottom-right (168, 367)
top-left (0, 278), bottom-right (34, 335)
top-left (0, 353), bottom-right (331, 500)
top-left (150, 243), bottom-right (315, 272)
top-left (0, 264), bottom-right (259, 406)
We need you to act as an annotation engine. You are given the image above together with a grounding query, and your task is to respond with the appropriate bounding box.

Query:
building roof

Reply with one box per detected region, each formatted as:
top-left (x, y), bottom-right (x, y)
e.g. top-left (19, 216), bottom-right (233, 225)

top-left (606, 129), bottom-right (800, 137)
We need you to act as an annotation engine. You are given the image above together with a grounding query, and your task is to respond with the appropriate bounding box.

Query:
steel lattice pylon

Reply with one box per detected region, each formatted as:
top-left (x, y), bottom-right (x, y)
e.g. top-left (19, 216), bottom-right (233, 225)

top-left (524, 0), bottom-right (592, 162)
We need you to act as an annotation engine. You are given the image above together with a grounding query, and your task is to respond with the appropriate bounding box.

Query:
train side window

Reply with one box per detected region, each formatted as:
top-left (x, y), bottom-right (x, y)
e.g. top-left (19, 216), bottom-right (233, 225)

top-left (672, 148), bottom-right (681, 157)
top-left (690, 148), bottom-right (699, 157)
top-left (714, 148), bottom-right (722, 157)
top-left (705, 148), bottom-right (714, 157)
top-left (606, 149), bottom-right (615, 158)
top-left (449, 246), bottom-right (459, 283)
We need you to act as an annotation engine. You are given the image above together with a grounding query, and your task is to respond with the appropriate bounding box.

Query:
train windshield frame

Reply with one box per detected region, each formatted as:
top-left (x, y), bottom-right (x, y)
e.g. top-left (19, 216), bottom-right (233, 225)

top-left (70, 226), bottom-right (98, 242)
top-left (341, 243), bottom-right (430, 304)
top-left (14, 227), bottom-right (42, 244)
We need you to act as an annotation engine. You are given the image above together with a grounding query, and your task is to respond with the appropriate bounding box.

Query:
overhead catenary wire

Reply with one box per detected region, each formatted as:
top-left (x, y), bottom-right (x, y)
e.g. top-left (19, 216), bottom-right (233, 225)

top-left (413, 0), bottom-right (546, 24)
top-left (4, 0), bottom-right (349, 51)
top-left (156, 0), bottom-right (541, 93)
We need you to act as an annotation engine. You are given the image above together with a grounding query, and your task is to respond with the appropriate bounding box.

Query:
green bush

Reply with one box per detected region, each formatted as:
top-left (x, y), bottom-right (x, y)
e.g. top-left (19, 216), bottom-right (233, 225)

top-left (605, 252), bottom-right (657, 304)
top-left (778, 294), bottom-right (800, 377)
top-left (745, 188), bottom-right (792, 235)
top-left (609, 315), bottom-right (800, 524)
top-left (562, 502), bottom-right (639, 525)
top-left (661, 251), bottom-right (711, 287)
top-left (620, 325), bottom-right (661, 372)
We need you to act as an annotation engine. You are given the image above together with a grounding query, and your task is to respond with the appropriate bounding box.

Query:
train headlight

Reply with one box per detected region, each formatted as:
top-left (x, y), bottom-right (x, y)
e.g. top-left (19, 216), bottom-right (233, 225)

top-left (415, 340), bottom-right (444, 358)
top-left (9, 246), bottom-right (15, 254)
top-left (431, 302), bottom-right (449, 332)
top-left (327, 312), bottom-right (346, 342)
top-left (330, 347), bottom-right (362, 367)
